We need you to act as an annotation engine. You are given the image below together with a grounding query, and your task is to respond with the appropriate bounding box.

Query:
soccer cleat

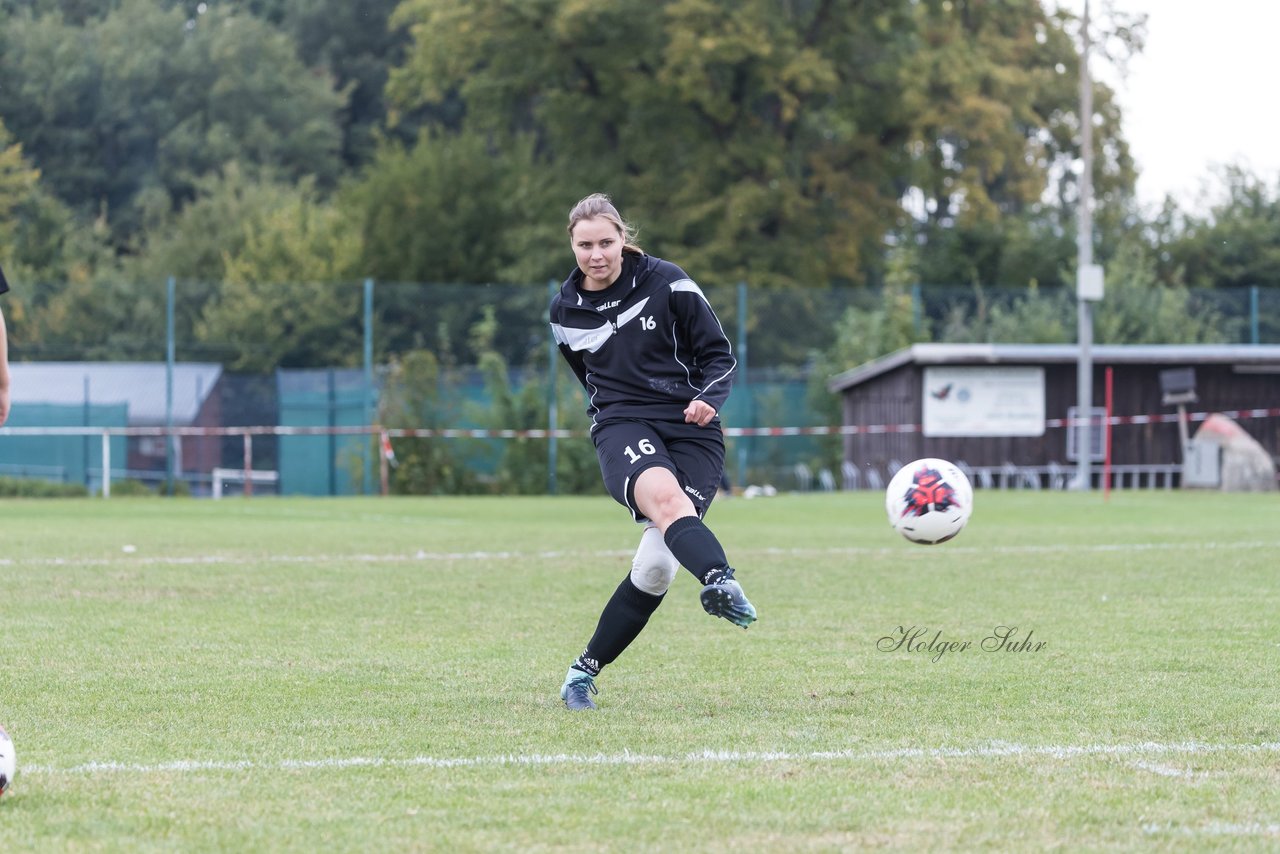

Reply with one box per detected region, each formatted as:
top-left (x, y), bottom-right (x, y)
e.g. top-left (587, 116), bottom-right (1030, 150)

top-left (700, 567), bottom-right (757, 628)
top-left (560, 670), bottom-right (600, 710)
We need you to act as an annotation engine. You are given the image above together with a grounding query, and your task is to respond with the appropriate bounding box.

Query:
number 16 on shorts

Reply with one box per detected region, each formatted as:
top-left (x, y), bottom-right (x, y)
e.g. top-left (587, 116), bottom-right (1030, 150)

top-left (624, 438), bottom-right (657, 465)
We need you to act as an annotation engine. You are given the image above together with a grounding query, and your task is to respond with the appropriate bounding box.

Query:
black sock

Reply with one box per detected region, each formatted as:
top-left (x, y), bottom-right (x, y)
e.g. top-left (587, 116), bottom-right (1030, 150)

top-left (664, 516), bottom-right (730, 585)
top-left (574, 575), bottom-right (664, 676)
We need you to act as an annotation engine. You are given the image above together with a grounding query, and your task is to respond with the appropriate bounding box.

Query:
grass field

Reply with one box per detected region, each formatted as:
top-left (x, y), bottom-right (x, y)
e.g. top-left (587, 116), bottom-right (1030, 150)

top-left (1, 489), bottom-right (1278, 851)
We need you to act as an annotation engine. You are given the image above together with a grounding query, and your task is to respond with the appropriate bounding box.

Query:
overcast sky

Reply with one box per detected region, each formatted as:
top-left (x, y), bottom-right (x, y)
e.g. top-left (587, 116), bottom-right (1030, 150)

top-left (1094, 0), bottom-right (1280, 209)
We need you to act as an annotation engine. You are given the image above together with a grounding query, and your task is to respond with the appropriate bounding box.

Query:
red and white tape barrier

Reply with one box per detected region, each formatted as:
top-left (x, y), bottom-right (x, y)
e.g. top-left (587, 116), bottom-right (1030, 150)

top-left (2, 406), bottom-right (1278, 440)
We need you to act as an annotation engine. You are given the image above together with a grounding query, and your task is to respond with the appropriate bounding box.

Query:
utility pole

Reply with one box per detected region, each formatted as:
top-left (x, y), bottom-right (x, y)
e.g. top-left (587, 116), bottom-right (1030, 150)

top-left (1075, 0), bottom-right (1104, 489)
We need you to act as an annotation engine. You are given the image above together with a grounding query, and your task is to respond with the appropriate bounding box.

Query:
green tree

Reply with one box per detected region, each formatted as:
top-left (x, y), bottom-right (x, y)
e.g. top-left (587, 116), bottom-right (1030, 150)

top-left (340, 129), bottom-right (560, 369)
top-left (808, 245), bottom-right (927, 472)
top-left (841, 244), bottom-right (927, 362)
top-left (7, 270), bottom-right (168, 361)
top-left (464, 306), bottom-right (600, 494)
top-left (0, 121), bottom-right (39, 246)
top-left (14, 162), bottom-right (362, 366)
top-left (937, 283), bottom-right (1073, 344)
top-left (2, 182), bottom-right (117, 303)
top-left (1093, 239), bottom-right (1227, 345)
top-left (379, 349), bottom-right (485, 495)
top-left (1, 120), bottom-right (121, 358)
top-left (913, 213), bottom-right (1079, 288)
top-left (114, 164), bottom-right (354, 364)
top-left (902, 1), bottom-right (1141, 287)
top-left (1155, 166), bottom-right (1280, 290)
top-left (248, 0), bottom-right (412, 166)
top-left (0, 0), bottom-right (346, 245)
top-left (2, 0), bottom-right (410, 165)
top-left (388, 0), bottom-right (917, 287)
top-left (344, 129), bottom-right (553, 284)
top-left (928, 240), bottom-right (1224, 347)
top-left (194, 178), bottom-right (364, 371)
top-left (387, 0), bottom-right (1139, 291)
top-left (470, 307), bottom-right (544, 494)
top-left (0, 0), bottom-right (106, 23)
top-left (127, 164), bottom-right (298, 285)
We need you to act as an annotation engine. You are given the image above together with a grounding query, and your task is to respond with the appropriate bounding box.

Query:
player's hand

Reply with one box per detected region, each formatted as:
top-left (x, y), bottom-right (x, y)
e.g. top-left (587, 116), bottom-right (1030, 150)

top-left (684, 400), bottom-right (716, 427)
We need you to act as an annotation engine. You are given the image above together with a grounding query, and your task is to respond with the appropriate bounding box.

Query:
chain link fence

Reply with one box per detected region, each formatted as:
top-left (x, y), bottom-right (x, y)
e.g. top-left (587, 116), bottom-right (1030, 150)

top-left (3, 279), bottom-right (1278, 495)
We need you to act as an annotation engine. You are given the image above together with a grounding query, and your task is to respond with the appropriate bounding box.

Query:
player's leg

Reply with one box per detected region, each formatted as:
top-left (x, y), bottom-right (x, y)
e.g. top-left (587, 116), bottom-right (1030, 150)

top-left (560, 575), bottom-right (661, 710)
top-left (633, 465), bottom-right (724, 579)
top-left (633, 470), bottom-right (756, 627)
top-left (633, 425), bottom-right (756, 628)
top-left (559, 525), bottom-right (679, 710)
top-left (559, 422), bottom-right (679, 710)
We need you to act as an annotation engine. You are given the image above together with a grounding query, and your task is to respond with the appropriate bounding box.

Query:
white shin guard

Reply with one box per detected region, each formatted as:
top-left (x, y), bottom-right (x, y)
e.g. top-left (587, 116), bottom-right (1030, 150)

top-left (629, 525), bottom-right (681, 596)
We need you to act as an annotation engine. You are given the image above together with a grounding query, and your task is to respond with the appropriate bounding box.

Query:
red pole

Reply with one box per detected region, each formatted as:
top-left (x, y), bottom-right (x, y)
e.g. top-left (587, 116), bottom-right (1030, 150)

top-left (379, 428), bottom-right (391, 496)
top-left (1103, 366), bottom-right (1114, 500)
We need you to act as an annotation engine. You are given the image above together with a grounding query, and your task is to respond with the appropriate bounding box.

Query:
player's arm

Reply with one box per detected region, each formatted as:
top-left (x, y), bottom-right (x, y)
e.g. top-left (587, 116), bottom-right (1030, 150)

top-left (673, 286), bottom-right (736, 416)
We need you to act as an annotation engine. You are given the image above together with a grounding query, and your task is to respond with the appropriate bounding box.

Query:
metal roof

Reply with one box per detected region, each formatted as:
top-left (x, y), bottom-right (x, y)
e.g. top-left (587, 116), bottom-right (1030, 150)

top-left (8, 362), bottom-right (223, 425)
top-left (828, 344), bottom-right (1280, 393)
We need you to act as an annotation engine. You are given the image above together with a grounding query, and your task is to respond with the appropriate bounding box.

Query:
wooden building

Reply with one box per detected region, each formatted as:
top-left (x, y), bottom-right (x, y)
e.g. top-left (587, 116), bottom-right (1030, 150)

top-left (827, 344), bottom-right (1280, 488)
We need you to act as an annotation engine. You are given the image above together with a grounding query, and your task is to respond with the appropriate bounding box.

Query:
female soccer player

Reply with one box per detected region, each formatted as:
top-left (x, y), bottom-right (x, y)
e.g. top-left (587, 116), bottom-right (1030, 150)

top-left (549, 193), bottom-right (757, 710)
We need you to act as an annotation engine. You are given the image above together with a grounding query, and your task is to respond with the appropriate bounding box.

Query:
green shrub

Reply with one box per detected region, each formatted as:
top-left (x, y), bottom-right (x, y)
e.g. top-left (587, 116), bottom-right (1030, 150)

top-left (0, 476), bottom-right (90, 498)
top-left (108, 479), bottom-right (157, 497)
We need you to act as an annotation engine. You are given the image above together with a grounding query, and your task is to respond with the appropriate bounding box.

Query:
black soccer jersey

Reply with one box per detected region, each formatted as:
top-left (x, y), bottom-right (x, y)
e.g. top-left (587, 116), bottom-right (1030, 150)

top-left (549, 253), bottom-right (736, 428)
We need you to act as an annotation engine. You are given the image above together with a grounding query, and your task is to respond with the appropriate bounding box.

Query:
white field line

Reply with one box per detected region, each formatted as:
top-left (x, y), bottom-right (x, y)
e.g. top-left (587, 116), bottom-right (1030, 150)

top-left (1144, 820), bottom-right (1280, 838)
top-left (1129, 759), bottom-right (1207, 780)
top-left (3, 539), bottom-right (1280, 569)
top-left (24, 740), bottom-right (1280, 777)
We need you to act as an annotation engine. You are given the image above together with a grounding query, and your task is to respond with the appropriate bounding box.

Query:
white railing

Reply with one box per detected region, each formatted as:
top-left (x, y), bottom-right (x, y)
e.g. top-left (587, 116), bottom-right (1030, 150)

top-left (211, 467), bottom-right (279, 499)
top-left (0, 425), bottom-right (349, 497)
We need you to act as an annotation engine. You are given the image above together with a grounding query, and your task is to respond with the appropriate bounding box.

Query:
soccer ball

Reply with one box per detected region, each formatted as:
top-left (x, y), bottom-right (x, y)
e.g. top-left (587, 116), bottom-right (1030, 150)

top-left (885, 458), bottom-right (973, 545)
top-left (0, 725), bottom-right (14, 798)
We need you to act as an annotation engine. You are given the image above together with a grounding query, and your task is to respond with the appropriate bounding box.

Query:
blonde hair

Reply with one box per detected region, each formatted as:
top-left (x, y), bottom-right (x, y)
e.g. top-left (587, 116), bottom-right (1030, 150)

top-left (567, 193), bottom-right (644, 255)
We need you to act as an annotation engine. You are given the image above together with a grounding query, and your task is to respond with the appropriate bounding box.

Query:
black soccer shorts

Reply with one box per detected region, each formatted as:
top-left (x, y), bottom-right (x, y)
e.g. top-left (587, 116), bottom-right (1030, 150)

top-left (591, 418), bottom-right (726, 522)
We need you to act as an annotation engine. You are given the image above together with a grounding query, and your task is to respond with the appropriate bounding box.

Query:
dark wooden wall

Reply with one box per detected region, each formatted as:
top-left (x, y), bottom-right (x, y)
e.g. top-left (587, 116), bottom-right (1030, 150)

top-left (840, 361), bottom-right (1280, 472)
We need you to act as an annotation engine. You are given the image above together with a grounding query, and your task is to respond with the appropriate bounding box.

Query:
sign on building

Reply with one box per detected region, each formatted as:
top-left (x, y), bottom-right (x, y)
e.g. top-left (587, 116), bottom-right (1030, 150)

top-left (922, 366), bottom-right (1046, 437)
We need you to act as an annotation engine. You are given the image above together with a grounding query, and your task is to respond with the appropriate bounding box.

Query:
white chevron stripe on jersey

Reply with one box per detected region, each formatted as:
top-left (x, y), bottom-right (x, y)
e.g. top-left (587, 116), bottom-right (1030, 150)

top-left (614, 296), bottom-right (650, 328)
top-left (550, 297), bottom-right (651, 353)
top-left (668, 278), bottom-right (703, 297)
top-left (551, 321), bottom-right (612, 354)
